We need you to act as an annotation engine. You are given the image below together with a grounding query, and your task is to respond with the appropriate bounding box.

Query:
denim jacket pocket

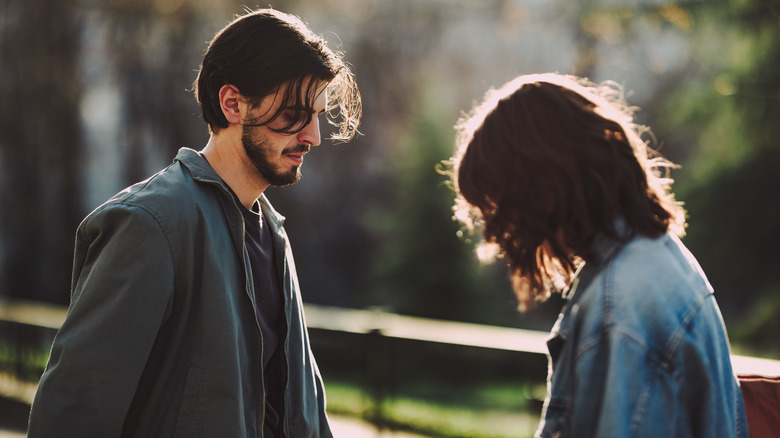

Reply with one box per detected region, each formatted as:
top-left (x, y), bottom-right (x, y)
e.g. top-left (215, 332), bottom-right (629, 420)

top-left (173, 365), bottom-right (208, 438)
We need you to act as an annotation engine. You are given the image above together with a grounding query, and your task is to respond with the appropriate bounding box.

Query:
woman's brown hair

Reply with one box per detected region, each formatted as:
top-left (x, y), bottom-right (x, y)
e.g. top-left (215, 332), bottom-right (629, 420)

top-left (448, 73), bottom-right (685, 309)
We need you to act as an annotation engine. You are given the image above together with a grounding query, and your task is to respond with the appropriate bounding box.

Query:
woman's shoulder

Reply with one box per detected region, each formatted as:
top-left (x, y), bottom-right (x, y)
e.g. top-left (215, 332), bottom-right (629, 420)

top-left (575, 233), bottom-right (713, 348)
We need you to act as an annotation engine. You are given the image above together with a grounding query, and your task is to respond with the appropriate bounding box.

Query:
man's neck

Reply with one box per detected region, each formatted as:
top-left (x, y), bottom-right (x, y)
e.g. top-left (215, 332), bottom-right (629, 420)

top-left (201, 132), bottom-right (269, 209)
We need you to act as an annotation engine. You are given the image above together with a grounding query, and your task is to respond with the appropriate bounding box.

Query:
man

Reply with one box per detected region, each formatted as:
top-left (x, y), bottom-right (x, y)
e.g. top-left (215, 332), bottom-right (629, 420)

top-left (28, 9), bottom-right (360, 437)
top-left (448, 73), bottom-right (747, 437)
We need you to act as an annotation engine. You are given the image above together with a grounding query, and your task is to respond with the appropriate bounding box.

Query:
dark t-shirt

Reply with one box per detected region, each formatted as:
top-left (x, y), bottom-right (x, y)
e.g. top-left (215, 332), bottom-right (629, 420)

top-left (235, 196), bottom-right (287, 437)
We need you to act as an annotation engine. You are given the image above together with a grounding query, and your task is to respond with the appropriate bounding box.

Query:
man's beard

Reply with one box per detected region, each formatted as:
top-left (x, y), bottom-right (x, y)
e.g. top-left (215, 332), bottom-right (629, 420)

top-left (241, 125), bottom-right (306, 187)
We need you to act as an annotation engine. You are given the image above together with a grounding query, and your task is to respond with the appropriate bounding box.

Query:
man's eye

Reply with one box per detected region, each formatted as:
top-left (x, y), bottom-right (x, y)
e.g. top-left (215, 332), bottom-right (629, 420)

top-left (282, 111), bottom-right (308, 128)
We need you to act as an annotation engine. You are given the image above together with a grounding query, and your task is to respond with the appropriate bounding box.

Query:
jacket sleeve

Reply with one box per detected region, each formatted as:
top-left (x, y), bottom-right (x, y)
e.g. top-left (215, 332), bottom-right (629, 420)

top-left (280, 236), bottom-right (334, 438)
top-left (312, 351), bottom-right (333, 438)
top-left (28, 202), bottom-right (175, 438)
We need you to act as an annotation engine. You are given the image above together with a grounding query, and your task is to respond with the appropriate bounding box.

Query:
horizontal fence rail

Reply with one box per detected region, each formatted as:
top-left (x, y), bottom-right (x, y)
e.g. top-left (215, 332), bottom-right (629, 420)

top-left (2, 296), bottom-right (780, 386)
top-left (302, 304), bottom-right (780, 377)
top-left (0, 299), bottom-right (67, 330)
top-left (303, 305), bottom-right (550, 354)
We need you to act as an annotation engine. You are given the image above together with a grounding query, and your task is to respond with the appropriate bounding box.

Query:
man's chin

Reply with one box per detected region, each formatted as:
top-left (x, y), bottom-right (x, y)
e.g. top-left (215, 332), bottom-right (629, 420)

top-left (269, 169), bottom-right (301, 187)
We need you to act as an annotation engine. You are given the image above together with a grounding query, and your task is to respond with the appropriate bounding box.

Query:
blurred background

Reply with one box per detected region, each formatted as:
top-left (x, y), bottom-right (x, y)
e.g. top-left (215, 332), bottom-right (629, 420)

top-left (1, 0), bottom-right (778, 436)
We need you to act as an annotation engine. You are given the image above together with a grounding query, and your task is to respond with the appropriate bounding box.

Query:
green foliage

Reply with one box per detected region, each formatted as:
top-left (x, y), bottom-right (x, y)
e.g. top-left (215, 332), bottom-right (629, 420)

top-left (729, 290), bottom-right (780, 358)
top-left (324, 379), bottom-right (541, 438)
top-left (0, 338), bottom-right (49, 384)
top-left (363, 87), bottom-right (519, 325)
top-left (658, 0), bottom-right (780, 355)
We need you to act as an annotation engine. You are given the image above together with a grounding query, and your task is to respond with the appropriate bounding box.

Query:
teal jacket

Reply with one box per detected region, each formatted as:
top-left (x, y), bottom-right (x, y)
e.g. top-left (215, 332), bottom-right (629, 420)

top-left (29, 148), bottom-right (332, 437)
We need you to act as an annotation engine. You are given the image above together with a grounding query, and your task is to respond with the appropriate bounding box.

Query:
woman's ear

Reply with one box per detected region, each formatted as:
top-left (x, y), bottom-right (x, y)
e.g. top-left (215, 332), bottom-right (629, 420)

top-left (219, 84), bottom-right (242, 125)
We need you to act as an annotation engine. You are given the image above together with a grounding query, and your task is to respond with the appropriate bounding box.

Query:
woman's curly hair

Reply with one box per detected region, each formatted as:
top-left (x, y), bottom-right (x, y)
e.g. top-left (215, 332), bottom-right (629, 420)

top-left (447, 73), bottom-right (686, 310)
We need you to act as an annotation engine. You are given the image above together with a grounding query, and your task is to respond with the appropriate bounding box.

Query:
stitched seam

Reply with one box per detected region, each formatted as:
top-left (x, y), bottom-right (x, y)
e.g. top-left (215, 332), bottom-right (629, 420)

top-left (661, 288), bottom-right (709, 368)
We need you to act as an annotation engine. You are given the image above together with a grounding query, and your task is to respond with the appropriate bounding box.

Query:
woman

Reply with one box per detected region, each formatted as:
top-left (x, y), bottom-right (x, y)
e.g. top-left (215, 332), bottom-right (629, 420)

top-left (449, 73), bottom-right (748, 437)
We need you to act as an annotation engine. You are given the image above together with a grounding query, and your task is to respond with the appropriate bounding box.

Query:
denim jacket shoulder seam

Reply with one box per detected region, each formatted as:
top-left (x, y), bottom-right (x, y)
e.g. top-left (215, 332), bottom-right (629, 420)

top-left (660, 287), bottom-right (710, 368)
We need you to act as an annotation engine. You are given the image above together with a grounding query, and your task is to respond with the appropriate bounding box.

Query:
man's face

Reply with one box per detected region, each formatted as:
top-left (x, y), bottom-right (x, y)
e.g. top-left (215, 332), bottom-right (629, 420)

top-left (240, 80), bottom-right (328, 187)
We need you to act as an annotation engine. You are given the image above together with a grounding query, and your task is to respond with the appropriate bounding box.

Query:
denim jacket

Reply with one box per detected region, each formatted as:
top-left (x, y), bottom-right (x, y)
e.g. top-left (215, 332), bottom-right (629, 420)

top-left (536, 229), bottom-right (748, 437)
top-left (29, 148), bottom-right (332, 437)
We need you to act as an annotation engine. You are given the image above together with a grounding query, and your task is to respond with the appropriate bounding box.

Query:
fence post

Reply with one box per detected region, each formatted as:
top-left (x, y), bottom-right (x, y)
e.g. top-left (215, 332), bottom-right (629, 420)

top-left (364, 328), bottom-right (390, 431)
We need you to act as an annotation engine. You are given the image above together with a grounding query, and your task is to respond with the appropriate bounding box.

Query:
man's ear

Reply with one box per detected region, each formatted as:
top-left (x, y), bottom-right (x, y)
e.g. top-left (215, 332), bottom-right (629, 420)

top-left (219, 84), bottom-right (242, 125)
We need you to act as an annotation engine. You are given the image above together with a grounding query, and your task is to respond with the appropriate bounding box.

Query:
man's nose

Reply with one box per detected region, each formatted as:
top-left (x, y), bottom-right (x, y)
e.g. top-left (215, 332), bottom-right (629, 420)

top-left (298, 116), bottom-right (321, 147)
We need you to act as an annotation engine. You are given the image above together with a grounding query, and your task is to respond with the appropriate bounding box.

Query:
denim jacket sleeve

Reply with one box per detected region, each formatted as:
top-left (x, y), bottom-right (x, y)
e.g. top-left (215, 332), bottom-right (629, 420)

top-left (568, 322), bottom-right (731, 437)
top-left (540, 295), bottom-right (747, 438)
top-left (29, 201), bottom-right (175, 437)
top-left (537, 232), bottom-right (748, 438)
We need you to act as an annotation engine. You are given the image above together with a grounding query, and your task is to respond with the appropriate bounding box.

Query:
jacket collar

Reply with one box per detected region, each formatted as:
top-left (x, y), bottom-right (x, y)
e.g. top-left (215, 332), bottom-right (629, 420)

top-left (565, 218), bottom-right (632, 303)
top-left (549, 219), bottom-right (631, 343)
top-left (173, 147), bottom-right (286, 229)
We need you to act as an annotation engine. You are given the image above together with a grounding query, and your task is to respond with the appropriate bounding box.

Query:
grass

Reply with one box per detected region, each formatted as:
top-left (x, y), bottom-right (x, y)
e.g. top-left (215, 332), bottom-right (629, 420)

top-left (0, 343), bottom-right (49, 383)
top-left (324, 378), bottom-right (543, 438)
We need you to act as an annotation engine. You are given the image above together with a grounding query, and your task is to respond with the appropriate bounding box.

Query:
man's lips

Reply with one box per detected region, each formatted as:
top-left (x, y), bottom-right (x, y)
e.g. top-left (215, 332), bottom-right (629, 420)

top-left (284, 145), bottom-right (309, 164)
top-left (285, 152), bottom-right (305, 164)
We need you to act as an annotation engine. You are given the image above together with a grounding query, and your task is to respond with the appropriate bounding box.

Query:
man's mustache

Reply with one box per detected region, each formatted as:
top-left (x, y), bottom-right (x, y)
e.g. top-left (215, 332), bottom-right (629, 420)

top-left (284, 144), bottom-right (310, 154)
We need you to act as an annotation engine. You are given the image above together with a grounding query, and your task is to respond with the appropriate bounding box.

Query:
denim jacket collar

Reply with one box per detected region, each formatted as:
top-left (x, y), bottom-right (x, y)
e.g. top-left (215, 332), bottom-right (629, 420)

top-left (550, 220), bottom-right (630, 343)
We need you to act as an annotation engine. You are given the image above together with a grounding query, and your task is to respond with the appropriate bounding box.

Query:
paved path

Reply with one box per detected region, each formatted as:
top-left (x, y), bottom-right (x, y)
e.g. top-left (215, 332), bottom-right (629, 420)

top-left (330, 416), bottom-right (430, 437)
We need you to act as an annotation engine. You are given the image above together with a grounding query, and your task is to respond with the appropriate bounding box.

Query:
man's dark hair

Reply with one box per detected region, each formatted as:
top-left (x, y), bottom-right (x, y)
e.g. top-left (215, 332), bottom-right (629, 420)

top-left (193, 8), bottom-right (360, 141)
top-left (449, 73), bottom-right (685, 309)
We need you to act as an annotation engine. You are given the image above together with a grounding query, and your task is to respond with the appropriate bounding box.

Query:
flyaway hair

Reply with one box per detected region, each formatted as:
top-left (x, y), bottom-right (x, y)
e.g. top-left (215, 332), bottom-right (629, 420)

top-left (448, 73), bottom-right (685, 309)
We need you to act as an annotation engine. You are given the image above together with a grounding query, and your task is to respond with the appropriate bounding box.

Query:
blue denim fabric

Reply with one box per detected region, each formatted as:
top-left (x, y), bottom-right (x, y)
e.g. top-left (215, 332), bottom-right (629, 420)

top-left (536, 230), bottom-right (749, 438)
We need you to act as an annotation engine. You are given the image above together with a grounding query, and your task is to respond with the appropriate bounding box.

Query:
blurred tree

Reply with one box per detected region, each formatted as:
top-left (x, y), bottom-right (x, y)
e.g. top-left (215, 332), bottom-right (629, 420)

top-left (107, 3), bottom-right (207, 183)
top-left (0, 0), bottom-right (288, 304)
top-left (0, 0), bottom-right (83, 303)
top-left (266, 1), bottom-right (450, 309)
top-left (365, 93), bottom-right (507, 324)
top-left (569, 0), bottom-right (600, 78)
top-left (658, 0), bottom-right (780, 355)
top-left (270, 1), bottom-right (556, 328)
top-left (4, 0), bottom-right (776, 356)
top-left (98, 0), bottom-right (240, 184)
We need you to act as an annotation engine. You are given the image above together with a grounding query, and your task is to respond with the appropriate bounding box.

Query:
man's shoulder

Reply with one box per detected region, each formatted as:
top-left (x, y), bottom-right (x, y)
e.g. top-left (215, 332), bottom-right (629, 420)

top-left (87, 158), bottom-right (225, 229)
top-left (101, 162), bottom-right (188, 208)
